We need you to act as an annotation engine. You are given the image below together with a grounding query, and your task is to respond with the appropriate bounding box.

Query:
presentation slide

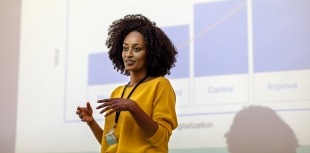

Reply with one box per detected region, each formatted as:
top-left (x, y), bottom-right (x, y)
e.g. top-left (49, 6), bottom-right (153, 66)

top-left (16, 0), bottom-right (310, 152)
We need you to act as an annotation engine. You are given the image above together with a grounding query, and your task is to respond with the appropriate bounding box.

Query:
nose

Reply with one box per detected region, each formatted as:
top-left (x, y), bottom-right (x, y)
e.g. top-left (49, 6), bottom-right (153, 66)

top-left (125, 50), bottom-right (133, 57)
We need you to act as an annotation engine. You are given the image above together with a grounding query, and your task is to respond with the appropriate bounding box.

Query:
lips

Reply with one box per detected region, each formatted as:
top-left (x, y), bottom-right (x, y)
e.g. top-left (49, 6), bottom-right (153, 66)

top-left (125, 60), bottom-right (135, 65)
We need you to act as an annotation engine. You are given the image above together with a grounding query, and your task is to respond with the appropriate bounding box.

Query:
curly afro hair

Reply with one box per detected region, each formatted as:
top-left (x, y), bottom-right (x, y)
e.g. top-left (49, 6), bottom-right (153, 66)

top-left (106, 14), bottom-right (178, 77)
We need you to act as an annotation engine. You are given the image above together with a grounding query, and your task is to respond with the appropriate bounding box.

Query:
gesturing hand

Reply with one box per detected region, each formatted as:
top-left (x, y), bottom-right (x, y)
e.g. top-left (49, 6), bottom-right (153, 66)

top-left (76, 102), bottom-right (94, 123)
top-left (96, 98), bottom-right (135, 117)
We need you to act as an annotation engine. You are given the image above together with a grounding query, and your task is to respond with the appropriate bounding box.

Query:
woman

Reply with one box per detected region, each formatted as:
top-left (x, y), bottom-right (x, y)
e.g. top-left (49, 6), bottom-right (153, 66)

top-left (76, 14), bottom-right (178, 153)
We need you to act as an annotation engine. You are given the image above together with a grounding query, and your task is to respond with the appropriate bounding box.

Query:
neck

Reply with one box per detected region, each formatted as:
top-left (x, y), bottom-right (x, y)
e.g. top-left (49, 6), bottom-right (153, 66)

top-left (129, 73), bottom-right (148, 86)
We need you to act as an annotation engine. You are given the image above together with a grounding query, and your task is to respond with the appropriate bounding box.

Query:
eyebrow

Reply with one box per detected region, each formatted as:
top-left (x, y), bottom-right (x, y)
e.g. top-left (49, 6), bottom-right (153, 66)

top-left (123, 43), bottom-right (143, 46)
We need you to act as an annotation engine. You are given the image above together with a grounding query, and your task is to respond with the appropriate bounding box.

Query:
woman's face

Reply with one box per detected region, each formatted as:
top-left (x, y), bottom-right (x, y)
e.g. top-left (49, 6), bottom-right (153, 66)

top-left (122, 31), bottom-right (147, 74)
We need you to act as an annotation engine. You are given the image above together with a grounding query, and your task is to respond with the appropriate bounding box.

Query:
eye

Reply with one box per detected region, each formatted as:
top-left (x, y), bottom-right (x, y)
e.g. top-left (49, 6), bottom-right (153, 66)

top-left (123, 47), bottom-right (128, 51)
top-left (134, 47), bottom-right (140, 52)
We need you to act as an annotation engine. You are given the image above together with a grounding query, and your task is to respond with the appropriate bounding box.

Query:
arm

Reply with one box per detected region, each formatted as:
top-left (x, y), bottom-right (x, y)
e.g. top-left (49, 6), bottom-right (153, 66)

top-left (76, 102), bottom-right (103, 144)
top-left (144, 78), bottom-right (178, 145)
top-left (128, 102), bottom-right (159, 138)
top-left (96, 99), bottom-right (158, 138)
top-left (86, 118), bottom-right (103, 144)
top-left (97, 78), bottom-right (178, 145)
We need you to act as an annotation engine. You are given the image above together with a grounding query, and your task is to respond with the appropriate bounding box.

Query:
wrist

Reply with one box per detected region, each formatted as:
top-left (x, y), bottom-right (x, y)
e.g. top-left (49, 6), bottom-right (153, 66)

top-left (87, 117), bottom-right (95, 125)
top-left (129, 101), bottom-right (138, 114)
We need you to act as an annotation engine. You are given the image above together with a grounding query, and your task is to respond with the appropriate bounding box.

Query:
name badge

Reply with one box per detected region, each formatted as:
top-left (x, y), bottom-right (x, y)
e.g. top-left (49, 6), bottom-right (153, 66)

top-left (105, 128), bottom-right (117, 146)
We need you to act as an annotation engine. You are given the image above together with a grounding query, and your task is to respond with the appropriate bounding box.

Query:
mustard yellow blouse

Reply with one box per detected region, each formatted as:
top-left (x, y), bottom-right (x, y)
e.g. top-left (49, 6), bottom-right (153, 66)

top-left (101, 77), bottom-right (178, 153)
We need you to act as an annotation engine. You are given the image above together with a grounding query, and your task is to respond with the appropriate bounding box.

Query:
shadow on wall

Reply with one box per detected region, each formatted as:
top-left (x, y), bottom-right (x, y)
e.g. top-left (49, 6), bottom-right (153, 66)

top-left (225, 105), bottom-right (299, 153)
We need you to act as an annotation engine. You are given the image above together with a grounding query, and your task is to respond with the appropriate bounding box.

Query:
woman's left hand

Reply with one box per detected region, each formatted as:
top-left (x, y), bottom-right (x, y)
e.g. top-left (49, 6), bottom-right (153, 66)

top-left (96, 98), bottom-right (135, 117)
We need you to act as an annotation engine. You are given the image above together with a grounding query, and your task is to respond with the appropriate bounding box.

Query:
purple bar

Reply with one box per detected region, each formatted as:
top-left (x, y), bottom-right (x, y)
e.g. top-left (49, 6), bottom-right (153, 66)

top-left (194, 0), bottom-right (248, 76)
top-left (253, 0), bottom-right (310, 72)
top-left (162, 25), bottom-right (190, 78)
top-left (88, 52), bottom-right (128, 85)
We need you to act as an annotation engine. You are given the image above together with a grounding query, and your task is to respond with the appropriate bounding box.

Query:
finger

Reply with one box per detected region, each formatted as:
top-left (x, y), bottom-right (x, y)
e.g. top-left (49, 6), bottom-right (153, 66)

top-left (77, 106), bottom-right (86, 112)
top-left (110, 103), bottom-right (117, 110)
top-left (99, 106), bottom-right (113, 114)
top-left (81, 116), bottom-right (85, 121)
top-left (86, 102), bottom-right (92, 111)
top-left (96, 102), bottom-right (110, 109)
top-left (101, 99), bottom-right (117, 106)
top-left (104, 108), bottom-right (116, 117)
top-left (97, 98), bottom-right (113, 103)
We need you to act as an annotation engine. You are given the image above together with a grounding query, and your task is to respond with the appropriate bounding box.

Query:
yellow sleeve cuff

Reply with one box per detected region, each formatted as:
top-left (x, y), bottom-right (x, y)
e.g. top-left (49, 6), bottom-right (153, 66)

top-left (147, 123), bottom-right (170, 147)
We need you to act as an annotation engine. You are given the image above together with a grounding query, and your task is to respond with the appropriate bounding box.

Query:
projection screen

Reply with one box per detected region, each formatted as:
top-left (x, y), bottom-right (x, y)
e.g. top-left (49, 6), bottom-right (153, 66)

top-left (16, 0), bottom-right (310, 152)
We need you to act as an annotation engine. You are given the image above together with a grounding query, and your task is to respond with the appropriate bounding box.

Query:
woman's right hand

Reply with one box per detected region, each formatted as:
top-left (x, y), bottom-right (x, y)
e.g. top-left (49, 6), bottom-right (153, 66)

top-left (76, 102), bottom-right (94, 123)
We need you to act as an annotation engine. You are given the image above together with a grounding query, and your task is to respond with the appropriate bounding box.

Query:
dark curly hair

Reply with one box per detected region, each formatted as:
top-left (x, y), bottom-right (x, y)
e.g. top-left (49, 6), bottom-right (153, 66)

top-left (106, 14), bottom-right (178, 77)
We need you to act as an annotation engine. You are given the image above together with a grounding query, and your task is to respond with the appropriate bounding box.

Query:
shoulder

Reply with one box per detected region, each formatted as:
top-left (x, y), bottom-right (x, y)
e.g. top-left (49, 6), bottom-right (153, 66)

top-left (148, 77), bottom-right (174, 91)
top-left (113, 85), bottom-right (125, 91)
top-left (151, 77), bottom-right (172, 85)
top-left (110, 84), bottom-right (126, 97)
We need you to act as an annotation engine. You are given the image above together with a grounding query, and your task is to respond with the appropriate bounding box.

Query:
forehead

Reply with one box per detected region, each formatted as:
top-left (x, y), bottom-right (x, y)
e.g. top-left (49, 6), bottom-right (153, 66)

top-left (123, 31), bottom-right (145, 45)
